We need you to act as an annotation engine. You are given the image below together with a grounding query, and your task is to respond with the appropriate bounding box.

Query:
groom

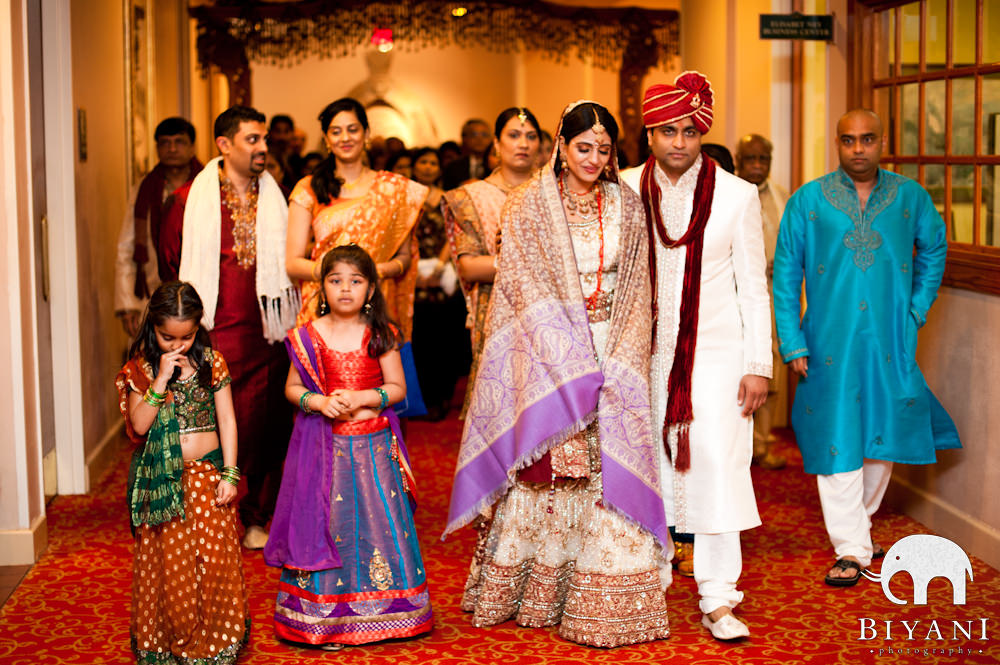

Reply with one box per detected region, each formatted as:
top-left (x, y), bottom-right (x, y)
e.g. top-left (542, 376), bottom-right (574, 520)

top-left (620, 72), bottom-right (772, 640)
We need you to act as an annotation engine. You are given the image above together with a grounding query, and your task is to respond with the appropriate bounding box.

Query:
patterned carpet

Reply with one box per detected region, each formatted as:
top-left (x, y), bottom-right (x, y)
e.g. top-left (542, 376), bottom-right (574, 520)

top-left (0, 417), bottom-right (996, 664)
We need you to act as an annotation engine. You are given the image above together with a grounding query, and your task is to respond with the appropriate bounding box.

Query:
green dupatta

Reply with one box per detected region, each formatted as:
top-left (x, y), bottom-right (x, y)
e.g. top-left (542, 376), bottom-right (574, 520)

top-left (116, 356), bottom-right (185, 527)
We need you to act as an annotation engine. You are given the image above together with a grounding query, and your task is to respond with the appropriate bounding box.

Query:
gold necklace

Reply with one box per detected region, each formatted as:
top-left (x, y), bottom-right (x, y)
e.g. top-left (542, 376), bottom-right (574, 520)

top-left (558, 175), bottom-right (606, 310)
top-left (559, 172), bottom-right (599, 221)
top-left (487, 168), bottom-right (523, 193)
top-left (340, 168), bottom-right (370, 191)
top-left (219, 165), bottom-right (258, 269)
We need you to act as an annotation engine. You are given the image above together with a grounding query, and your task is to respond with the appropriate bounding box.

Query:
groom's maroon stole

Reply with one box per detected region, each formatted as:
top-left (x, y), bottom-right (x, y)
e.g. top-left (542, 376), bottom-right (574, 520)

top-left (639, 154), bottom-right (716, 472)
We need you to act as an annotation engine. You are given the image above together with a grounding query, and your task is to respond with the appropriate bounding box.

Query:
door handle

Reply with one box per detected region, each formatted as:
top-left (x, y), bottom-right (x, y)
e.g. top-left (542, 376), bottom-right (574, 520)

top-left (41, 214), bottom-right (49, 302)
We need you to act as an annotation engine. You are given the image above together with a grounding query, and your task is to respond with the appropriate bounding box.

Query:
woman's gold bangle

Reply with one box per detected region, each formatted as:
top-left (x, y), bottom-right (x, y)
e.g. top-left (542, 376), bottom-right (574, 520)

top-left (393, 258), bottom-right (405, 276)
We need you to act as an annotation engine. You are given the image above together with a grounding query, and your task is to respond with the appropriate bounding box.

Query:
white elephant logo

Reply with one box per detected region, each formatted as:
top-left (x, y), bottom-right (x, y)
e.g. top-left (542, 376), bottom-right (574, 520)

top-left (861, 535), bottom-right (973, 605)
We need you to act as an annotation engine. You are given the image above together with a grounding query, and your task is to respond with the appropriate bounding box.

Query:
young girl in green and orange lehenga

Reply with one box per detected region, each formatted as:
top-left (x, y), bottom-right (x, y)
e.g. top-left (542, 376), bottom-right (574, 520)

top-left (116, 280), bottom-right (249, 664)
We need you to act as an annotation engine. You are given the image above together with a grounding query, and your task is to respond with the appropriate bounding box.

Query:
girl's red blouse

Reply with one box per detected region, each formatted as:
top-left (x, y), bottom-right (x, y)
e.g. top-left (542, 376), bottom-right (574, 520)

top-left (314, 327), bottom-right (388, 435)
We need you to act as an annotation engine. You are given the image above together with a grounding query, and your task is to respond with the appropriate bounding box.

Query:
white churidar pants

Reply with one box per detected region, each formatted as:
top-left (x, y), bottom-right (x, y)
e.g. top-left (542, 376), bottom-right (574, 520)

top-left (693, 531), bottom-right (743, 614)
top-left (816, 459), bottom-right (893, 567)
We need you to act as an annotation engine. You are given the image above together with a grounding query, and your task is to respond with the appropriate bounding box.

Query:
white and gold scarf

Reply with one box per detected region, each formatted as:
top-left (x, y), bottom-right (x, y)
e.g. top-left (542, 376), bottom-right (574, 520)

top-left (179, 157), bottom-right (299, 343)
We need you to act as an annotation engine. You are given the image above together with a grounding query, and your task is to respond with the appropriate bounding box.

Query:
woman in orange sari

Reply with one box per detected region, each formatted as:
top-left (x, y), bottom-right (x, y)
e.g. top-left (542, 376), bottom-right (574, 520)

top-left (286, 98), bottom-right (428, 342)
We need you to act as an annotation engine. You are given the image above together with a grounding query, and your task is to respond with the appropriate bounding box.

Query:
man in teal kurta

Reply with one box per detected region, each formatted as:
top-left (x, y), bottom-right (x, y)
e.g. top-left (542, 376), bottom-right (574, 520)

top-left (773, 109), bottom-right (960, 587)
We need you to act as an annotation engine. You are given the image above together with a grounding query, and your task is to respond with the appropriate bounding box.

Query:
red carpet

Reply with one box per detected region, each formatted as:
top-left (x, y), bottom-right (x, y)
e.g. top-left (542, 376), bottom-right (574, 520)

top-left (0, 417), bottom-right (997, 664)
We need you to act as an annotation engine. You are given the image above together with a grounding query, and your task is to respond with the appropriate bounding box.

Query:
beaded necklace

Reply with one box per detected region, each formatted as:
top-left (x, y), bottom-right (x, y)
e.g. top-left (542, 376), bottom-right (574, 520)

top-left (559, 178), bottom-right (600, 221)
top-left (559, 172), bottom-right (606, 311)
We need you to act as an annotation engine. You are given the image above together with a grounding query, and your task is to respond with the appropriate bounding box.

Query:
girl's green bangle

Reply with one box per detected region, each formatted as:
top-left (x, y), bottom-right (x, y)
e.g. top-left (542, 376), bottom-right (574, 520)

top-left (299, 391), bottom-right (317, 414)
top-left (143, 387), bottom-right (166, 407)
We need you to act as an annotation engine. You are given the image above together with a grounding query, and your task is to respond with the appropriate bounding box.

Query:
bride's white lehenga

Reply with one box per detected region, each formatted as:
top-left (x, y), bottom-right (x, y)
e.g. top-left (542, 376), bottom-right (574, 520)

top-left (461, 182), bottom-right (671, 648)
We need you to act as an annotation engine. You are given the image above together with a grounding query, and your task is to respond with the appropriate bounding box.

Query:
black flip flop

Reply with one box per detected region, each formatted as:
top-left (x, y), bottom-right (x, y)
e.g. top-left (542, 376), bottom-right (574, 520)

top-left (872, 543), bottom-right (885, 559)
top-left (824, 558), bottom-right (863, 587)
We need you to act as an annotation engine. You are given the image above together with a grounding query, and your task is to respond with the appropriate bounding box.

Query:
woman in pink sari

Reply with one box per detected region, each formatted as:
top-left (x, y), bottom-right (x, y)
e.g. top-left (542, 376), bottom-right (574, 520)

top-left (285, 98), bottom-right (428, 341)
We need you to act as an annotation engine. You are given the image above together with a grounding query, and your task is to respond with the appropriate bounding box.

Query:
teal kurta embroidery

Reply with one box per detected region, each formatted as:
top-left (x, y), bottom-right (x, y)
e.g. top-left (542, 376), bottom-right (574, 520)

top-left (820, 168), bottom-right (900, 271)
top-left (843, 223), bottom-right (882, 270)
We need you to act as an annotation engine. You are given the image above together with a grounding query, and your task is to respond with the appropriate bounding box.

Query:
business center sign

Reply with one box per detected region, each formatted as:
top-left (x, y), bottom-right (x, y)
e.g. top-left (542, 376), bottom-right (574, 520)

top-left (760, 13), bottom-right (833, 41)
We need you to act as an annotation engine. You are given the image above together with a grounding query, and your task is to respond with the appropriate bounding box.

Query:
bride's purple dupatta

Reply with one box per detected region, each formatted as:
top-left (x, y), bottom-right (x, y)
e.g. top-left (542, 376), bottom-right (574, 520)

top-left (445, 158), bottom-right (666, 547)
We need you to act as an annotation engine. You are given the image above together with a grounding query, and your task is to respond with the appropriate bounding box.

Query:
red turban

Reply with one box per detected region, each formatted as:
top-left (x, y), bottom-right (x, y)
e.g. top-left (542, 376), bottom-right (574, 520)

top-left (641, 71), bottom-right (714, 134)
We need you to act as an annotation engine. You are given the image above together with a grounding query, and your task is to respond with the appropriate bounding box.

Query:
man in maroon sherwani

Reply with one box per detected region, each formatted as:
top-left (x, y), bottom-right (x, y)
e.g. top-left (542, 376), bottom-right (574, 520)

top-left (159, 106), bottom-right (297, 550)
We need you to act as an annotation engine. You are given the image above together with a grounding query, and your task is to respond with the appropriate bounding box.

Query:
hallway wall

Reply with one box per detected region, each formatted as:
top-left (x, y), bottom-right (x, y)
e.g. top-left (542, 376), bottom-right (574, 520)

top-left (0, 0), bottom-right (47, 563)
top-left (681, 0), bottom-right (776, 153)
top-left (70, 0), bottom-right (131, 480)
top-left (892, 288), bottom-right (1000, 570)
top-left (66, 0), bottom-right (197, 488)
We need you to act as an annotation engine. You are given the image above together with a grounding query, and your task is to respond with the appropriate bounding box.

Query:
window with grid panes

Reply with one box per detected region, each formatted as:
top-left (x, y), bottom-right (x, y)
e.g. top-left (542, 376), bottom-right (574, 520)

top-left (861, 0), bottom-right (1000, 294)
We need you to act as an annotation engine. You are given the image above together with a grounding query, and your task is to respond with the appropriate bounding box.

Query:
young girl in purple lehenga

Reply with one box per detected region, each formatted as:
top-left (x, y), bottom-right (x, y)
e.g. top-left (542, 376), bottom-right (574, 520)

top-left (263, 244), bottom-right (432, 650)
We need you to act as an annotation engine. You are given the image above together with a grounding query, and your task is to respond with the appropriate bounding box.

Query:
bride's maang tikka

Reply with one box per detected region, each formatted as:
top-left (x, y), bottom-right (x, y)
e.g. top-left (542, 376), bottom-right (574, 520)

top-left (591, 109), bottom-right (606, 136)
top-left (517, 108), bottom-right (528, 125)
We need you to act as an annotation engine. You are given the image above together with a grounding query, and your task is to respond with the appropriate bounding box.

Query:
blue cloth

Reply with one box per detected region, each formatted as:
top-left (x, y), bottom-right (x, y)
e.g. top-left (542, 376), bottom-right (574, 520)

top-left (393, 341), bottom-right (427, 418)
top-left (773, 168), bottom-right (961, 475)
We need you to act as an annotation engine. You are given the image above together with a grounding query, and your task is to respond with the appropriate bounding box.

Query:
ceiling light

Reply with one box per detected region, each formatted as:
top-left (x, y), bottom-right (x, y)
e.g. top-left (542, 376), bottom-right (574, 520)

top-left (371, 27), bottom-right (393, 52)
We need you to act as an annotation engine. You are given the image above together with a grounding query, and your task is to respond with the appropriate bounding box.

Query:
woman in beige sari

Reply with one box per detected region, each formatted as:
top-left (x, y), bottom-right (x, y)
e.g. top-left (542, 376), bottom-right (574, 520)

top-left (443, 107), bottom-right (541, 416)
top-left (286, 98), bottom-right (427, 341)
top-left (446, 102), bottom-right (671, 647)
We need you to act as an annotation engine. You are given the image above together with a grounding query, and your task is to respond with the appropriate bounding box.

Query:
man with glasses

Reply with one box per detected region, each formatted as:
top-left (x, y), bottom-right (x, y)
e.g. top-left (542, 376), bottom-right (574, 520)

top-left (442, 118), bottom-right (492, 189)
